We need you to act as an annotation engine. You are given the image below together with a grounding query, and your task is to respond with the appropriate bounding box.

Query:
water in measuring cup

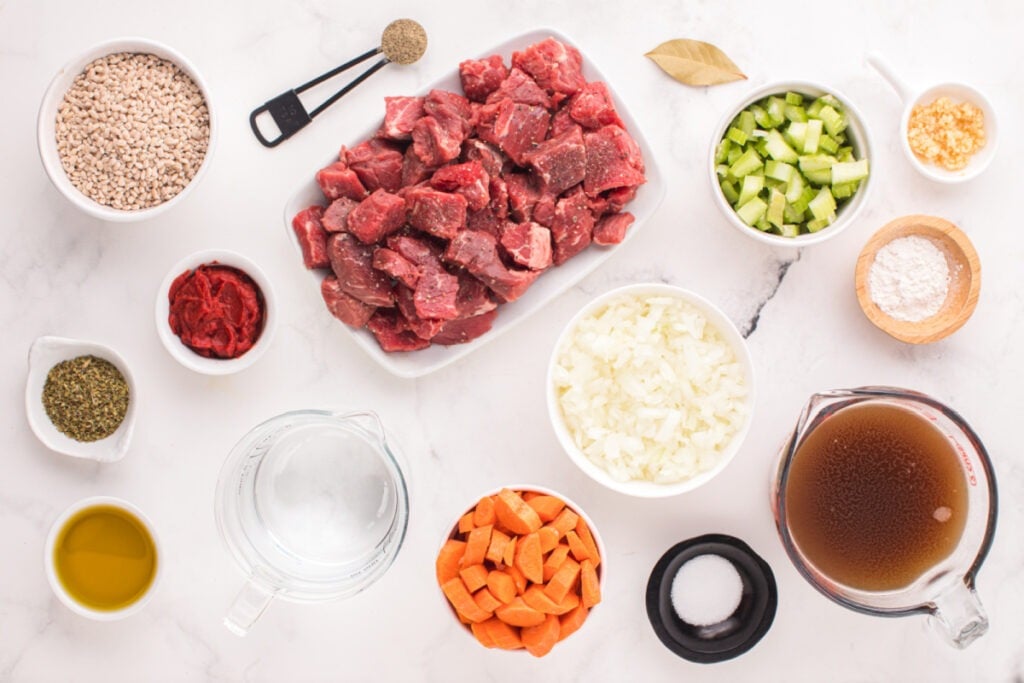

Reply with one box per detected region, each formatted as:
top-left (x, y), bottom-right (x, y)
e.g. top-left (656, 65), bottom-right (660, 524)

top-left (253, 422), bottom-right (397, 569)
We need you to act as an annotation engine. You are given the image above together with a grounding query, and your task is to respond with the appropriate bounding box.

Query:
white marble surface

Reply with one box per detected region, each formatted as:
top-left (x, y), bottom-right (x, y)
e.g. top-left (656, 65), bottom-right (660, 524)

top-left (2, 0), bottom-right (1022, 680)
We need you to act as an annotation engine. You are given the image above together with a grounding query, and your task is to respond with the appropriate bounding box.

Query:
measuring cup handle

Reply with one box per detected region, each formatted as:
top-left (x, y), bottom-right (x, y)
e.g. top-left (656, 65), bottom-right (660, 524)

top-left (928, 579), bottom-right (988, 649)
top-left (224, 580), bottom-right (275, 637)
top-left (866, 53), bottom-right (914, 103)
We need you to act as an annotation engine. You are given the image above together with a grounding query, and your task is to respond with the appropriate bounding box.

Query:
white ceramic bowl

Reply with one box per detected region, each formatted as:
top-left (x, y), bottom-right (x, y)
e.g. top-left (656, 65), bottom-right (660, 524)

top-left (37, 37), bottom-right (217, 222)
top-left (547, 284), bottom-right (755, 498)
top-left (708, 80), bottom-right (874, 248)
top-left (25, 336), bottom-right (137, 462)
top-left (44, 496), bottom-right (162, 620)
top-left (155, 249), bottom-right (276, 375)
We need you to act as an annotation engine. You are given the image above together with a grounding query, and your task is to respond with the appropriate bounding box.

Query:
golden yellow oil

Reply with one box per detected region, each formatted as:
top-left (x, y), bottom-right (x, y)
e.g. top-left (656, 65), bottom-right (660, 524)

top-left (53, 504), bottom-right (157, 611)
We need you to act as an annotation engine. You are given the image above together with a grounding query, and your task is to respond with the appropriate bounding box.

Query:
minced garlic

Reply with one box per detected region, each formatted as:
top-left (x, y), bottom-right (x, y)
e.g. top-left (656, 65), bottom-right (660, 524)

top-left (907, 96), bottom-right (985, 171)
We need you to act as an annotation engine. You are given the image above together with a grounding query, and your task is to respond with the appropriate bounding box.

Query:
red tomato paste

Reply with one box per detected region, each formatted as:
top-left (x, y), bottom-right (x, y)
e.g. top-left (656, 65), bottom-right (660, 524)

top-left (168, 264), bottom-right (264, 359)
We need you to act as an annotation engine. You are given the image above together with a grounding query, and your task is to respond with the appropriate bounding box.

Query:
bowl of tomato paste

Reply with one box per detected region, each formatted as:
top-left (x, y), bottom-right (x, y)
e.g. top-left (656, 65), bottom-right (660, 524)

top-left (156, 249), bottom-right (276, 375)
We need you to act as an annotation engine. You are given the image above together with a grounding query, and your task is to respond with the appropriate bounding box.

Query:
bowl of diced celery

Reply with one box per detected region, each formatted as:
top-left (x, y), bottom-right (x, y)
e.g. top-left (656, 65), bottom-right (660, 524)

top-left (710, 81), bottom-right (873, 246)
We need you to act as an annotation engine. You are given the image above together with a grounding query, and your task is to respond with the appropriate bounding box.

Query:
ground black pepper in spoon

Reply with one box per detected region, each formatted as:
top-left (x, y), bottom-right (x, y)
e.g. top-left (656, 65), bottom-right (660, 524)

top-left (249, 19), bottom-right (427, 148)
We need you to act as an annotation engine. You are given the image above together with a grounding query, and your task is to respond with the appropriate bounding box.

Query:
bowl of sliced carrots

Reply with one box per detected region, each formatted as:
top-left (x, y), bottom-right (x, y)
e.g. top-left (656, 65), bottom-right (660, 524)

top-left (436, 486), bottom-right (605, 657)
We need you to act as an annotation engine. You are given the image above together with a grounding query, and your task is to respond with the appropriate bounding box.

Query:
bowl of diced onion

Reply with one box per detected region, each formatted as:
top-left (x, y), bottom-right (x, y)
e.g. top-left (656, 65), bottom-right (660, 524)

top-left (547, 284), bottom-right (755, 498)
top-left (709, 80), bottom-right (873, 247)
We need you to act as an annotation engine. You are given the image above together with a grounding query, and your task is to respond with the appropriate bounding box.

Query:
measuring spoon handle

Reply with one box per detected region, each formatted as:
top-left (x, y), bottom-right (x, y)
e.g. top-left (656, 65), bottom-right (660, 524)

top-left (867, 53), bottom-right (915, 103)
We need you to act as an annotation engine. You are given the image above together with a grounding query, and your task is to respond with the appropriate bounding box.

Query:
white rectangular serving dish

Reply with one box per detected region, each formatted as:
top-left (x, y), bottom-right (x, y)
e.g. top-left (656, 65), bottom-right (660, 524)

top-left (284, 27), bottom-right (666, 379)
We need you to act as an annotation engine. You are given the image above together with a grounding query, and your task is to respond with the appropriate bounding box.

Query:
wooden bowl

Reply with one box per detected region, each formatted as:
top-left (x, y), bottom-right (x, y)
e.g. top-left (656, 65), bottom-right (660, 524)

top-left (855, 215), bottom-right (980, 344)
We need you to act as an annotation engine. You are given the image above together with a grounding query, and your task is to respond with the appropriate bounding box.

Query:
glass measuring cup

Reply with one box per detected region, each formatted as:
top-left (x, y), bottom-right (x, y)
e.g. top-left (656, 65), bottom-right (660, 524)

top-left (772, 387), bottom-right (997, 648)
top-left (215, 409), bottom-right (409, 636)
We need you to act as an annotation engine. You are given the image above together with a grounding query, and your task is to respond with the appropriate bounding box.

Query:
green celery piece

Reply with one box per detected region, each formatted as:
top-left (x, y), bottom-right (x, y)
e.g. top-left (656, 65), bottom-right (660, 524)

top-left (785, 122), bottom-right (808, 150)
top-left (765, 160), bottom-right (796, 183)
top-left (803, 119), bottom-right (823, 154)
top-left (738, 110), bottom-right (756, 136)
top-left (750, 104), bottom-right (772, 128)
top-left (785, 92), bottom-right (804, 106)
top-left (837, 146), bottom-right (855, 163)
top-left (729, 148), bottom-right (764, 178)
top-left (727, 145), bottom-right (744, 165)
top-left (727, 127), bottom-right (748, 146)
top-left (803, 168), bottom-right (831, 186)
top-left (715, 139), bottom-right (733, 164)
top-left (716, 163), bottom-right (730, 178)
top-left (780, 223), bottom-right (800, 238)
top-left (799, 154), bottom-right (836, 185)
top-left (784, 104), bottom-right (808, 123)
top-left (831, 181), bottom-right (858, 200)
top-left (807, 217), bottom-right (831, 233)
top-left (785, 169), bottom-right (805, 202)
top-left (736, 197), bottom-right (767, 226)
top-left (818, 134), bottom-right (839, 154)
top-left (738, 174), bottom-right (765, 206)
top-left (818, 94), bottom-right (843, 110)
top-left (783, 201), bottom-right (804, 223)
top-left (754, 138), bottom-right (770, 157)
top-left (808, 187), bottom-right (837, 222)
top-left (765, 129), bottom-right (799, 163)
top-left (806, 98), bottom-right (825, 118)
top-left (755, 217), bottom-right (772, 232)
top-left (766, 97), bottom-right (787, 127)
top-left (792, 186), bottom-right (816, 214)
top-left (818, 105), bottom-right (847, 138)
top-left (834, 132), bottom-right (847, 145)
top-left (765, 177), bottom-right (785, 191)
top-left (767, 189), bottom-right (786, 228)
top-left (831, 159), bottom-right (870, 185)
top-left (720, 179), bottom-right (740, 204)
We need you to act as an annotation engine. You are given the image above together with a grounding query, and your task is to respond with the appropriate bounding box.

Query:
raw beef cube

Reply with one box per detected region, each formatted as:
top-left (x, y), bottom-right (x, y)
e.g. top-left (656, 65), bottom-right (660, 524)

top-left (366, 309), bottom-right (430, 352)
top-left (316, 161), bottom-right (367, 201)
top-left (604, 185), bottom-right (638, 214)
top-left (523, 126), bottom-right (586, 196)
top-left (424, 89), bottom-right (474, 133)
top-left (387, 234), bottom-right (444, 270)
top-left (459, 55), bottom-right (509, 102)
top-left (593, 211), bottom-right (635, 246)
top-left (583, 125), bottom-right (646, 196)
top-left (480, 101), bottom-right (551, 165)
top-left (321, 275), bottom-right (376, 327)
top-left (549, 107), bottom-right (582, 139)
top-left (485, 67), bottom-right (552, 108)
top-left (568, 82), bottom-right (623, 129)
top-left (292, 205), bottom-right (330, 269)
top-left (454, 275), bottom-right (498, 317)
top-left (505, 173), bottom-right (541, 222)
top-left (346, 139), bottom-right (404, 193)
top-left (461, 139), bottom-right (507, 178)
top-left (346, 190), bottom-right (407, 244)
top-left (489, 177), bottom-right (509, 219)
top-left (433, 310), bottom-right (498, 346)
top-left (466, 208), bottom-right (503, 237)
top-left (328, 233), bottom-right (394, 307)
top-left (381, 96), bottom-right (425, 140)
top-left (321, 197), bottom-right (359, 233)
top-left (412, 116), bottom-right (463, 167)
top-left (430, 161), bottom-right (490, 211)
top-left (401, 145), bottom-right (432, 187)
top-left (550, 188), bottom-right (595, 265)
top-left (394, 286), bottom-right (446, 340)
top-left (533, 193), bottom-right (557, 227)
top-left (512, 38), bottom-right (586, 97)
top-left (444, 230), bottom-right (540, 302)
top-left (372, 247), bottom-right (420, 288)
top-left (405, 186), bottom-right (468, 239)
top-left (500, 221), bottom-right (553, 270)
top-left (414, 267), bottom-right (460, 320)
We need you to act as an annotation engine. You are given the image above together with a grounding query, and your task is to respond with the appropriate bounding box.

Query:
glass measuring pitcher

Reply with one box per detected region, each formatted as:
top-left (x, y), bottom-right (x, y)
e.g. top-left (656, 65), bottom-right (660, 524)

top-left (772, 387), bottom-right (997, 648)
top-left (215, 410), bottom-right (409, 636)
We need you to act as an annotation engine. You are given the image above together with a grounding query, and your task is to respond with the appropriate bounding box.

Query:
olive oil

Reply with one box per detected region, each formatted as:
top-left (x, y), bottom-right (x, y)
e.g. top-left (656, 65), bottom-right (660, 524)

top-left (53, 504), bottom-right (157, 611)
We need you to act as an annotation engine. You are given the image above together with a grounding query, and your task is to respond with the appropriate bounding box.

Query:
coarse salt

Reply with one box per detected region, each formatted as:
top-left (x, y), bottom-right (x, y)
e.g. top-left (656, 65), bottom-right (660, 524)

top-left (670, 554), bottom-right (744, 626)
top-left (868, 236), bottom-right (950, 322)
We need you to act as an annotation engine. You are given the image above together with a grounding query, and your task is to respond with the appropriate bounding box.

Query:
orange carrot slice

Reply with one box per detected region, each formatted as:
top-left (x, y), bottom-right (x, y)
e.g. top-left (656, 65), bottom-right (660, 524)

top-left (538, 526), bottom-right (559, 554)
top-left (458, 511), bottom-right (475, 535)
top-left (471, 620), bottom-right (496, 648)
top-left (473, 587), bottom-right (503, 614)
top-left (502, 535), bottom-right (516, 566)
top-left (494, 488), bottom-right (543, 535)
top-left (462, 524), bottom-right (493, 566)
top-left (558, 604), bottom-right (589, 641)
top-left (495, 596), bottom-right (546, 627)
top-left (487, 570), bottom-right (516, 604)
top-left (526, 495), bottom-right (565, 523)
top-left (521, 491), bottom-right (542, 501)
top-left (543, 544), bottom-right (570, 582)
top-left (436, 539), bottom-right (467, 584)
top-left (485, 528), bottom-right (511, 565)
top-left (441, 578), bottom-right (491, 623)
top-left (482, 617), bottom-right (523, 650)
top-left (522, 613), bottom-right (560, 657)
top-left (575, 518), bottom-right (601, 568)
top-left (543, 556), bottom-right (581, 604)
top-left (565, 530), bottom-right (592, 563)
top-left (505, 565), bottom-right (528, 595)
top-left (474, 495), bottom-right (496, 527)
top-left (459, 563), bottom-right (488, 593)
top-left (554, 588), bottom-right (580, 615)
top-left (514, 532), bottom-right (544, 584)
top-left (549, 508), bottom-right (579, 538)
top-left (580, 559), bottom-right (601, 607)
top-left (523, 585), bottom-right (567, 615)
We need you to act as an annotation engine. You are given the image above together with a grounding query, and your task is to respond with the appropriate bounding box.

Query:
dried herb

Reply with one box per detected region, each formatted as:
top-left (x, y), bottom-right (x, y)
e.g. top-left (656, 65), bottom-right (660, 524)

top-left (645, 39), bottom-right (746, 86)
top-left (42, 355), bottom-right (129, 442)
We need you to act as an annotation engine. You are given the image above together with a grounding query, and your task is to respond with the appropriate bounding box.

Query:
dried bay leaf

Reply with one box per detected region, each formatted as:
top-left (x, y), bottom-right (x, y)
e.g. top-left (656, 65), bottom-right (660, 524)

top-left (645, 39), bottom-right (746, 86)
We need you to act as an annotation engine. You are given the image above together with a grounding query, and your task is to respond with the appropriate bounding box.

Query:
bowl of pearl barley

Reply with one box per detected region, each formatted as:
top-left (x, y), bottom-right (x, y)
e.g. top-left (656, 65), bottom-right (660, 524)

top-left (37, 37), bottom-right (216, 222)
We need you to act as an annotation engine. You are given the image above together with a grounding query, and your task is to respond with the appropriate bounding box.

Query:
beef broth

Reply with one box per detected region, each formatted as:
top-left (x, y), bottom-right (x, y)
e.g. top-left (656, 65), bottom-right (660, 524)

top-left (784, 401), bottom-right (968, 592)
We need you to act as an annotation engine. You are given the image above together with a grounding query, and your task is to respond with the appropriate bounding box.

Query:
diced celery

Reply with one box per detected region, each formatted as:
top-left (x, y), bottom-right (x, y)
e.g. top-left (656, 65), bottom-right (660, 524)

top-left (780, 223), bottom-right (800, 238)
top-left (715, 139), bottom-right (733, 164)
top-left (736, 197), bottom-right (767, 226)
top-left (755, 216), bottom-right (772, 232)
top-left (785, 92), bottom-right (804, 106)
top-left (750, 104), bottom-right (772, 128)
top-left (738, 110), bottom-right (756, 136)
top-left (766, 97), bottom-right (787, 127)
top-left (837, 146), bottom-right (855, 163)
top-left (727, 127), bottom-right (748, 146)
top-left (729, 148), bottom-right (764, 178)
top-left (791, 186), bottom-right (816, 214)
top-left (765, 160), bottom-right (796, 183)
top-left (831, 181), bottom-right (858, 199)
top-left (716, 163), bottom-right (730, 178)
top-left (784, 104), bottom-right (808, 123)
top-left (831, 159), bottom-right (870, 185)
top-left (727, 145), bottom-right (743, 165)
top-left (720, 179), bottom-right (740, 204)
top-left (808, 187), bottom-right (837, 222)
top-left (818, 134), bottom-right (839, 154)
top-left (818, 105), bottom-right (847, 137)
top-left (799, 154), bottom-right (836, 186)
top-left (767, 189), bottom-right (786, 228)
top-left (806, 98), bottom-right (825, 118)
top-left (807, 217), bottom-right (831, 233)
top-left (803, 168), bottom-right (831, 186)
top-left (765, 177), bottom-right (785, 191)
top-left (785, 122), bottom-right (807, 150)
top-left (765, 129), bottom-right (799, 163)
top-left (738, 174), bottom-right (765, 206)
top-left (785, 169), bottom-right (805, 202)
top-left (802, 119), bottom-right (823, 154)
top-left (833, 132), bottom-right (847, 145)
top-left (783, 201), bottom-right (805, 223)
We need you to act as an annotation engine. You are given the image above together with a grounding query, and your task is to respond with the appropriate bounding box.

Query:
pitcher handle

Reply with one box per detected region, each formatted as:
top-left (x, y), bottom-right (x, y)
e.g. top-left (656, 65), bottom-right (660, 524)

top-left (927, 579), bottom-right (988, 649)
top-left (335, 410), bottom-right (387, 447)
top-left (224, 579), bottom-right (276, 637)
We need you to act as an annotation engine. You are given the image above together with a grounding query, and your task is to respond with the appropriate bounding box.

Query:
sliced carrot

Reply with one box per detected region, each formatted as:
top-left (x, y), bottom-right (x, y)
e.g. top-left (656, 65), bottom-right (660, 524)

top-left (554, 588), bottom-right (580, 615)
top-left (543, 544), bottom-right (570, 582)
top-left (558, 604), bottom-right (589, 641)
top-left (473, 495), bottom-right (496, 527)
top-left (495, 596), bottom-right (546, 627)
top-left (494, 488), bottom-right (543, 535)
top-left (580, 559), bottom-right (601, 608)
top-left (485, 528), bottom-right (511, 565)
top-left (436, 539), bottom-right (466, 584)
top-left (487, 570), bottom-right (516, 604)
top-left (459, 563), bottom-right (488, 593)
top-left (462, 524), bottom-right (492, 567)
top-left (543, 556), bottom-right (581, 604)
top-left (514, 532), bottom-right (543, 584)
top-left (565, 530), bottom-right (592, 563)
top-left (549, 507), bottom-right (579, 538)
top-left (522, 585), bottom-right (563, 615)
top-left (521, 491), bottom-right (542, 501)
top-left (521, 614), bottom-right (560, 657)
top-left (441, 577), bottom-right (491, 623)
top-left (538, 526), bottom-right (559, 554)
top-left (504, 565), bottom-right (528, 594)
top-left (470, 620), bottom-right (496, 648)
top-left (574, 518), bottom-right (601, 568)
top-left (482, 617), bottom-right (523, 650)
top-left (458, 511), bottom-right (475, 535)
top-left (473, 587), bottom-right (503, 614)
top-left (526, 495), bottom-right (566, 523)
top-left (502, 535), bottom-right (516, 566)
top-left (457, 611), bottom-right (471, 625)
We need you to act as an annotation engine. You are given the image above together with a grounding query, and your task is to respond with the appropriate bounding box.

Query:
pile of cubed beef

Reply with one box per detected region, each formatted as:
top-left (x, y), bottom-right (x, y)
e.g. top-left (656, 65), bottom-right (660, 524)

top-left (292, 37), bottom-right (646, 352)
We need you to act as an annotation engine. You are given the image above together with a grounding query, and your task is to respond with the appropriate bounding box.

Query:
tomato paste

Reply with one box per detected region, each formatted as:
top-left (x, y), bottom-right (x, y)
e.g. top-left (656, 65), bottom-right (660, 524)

top-left (168, 264), bottom-right (264, 359)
